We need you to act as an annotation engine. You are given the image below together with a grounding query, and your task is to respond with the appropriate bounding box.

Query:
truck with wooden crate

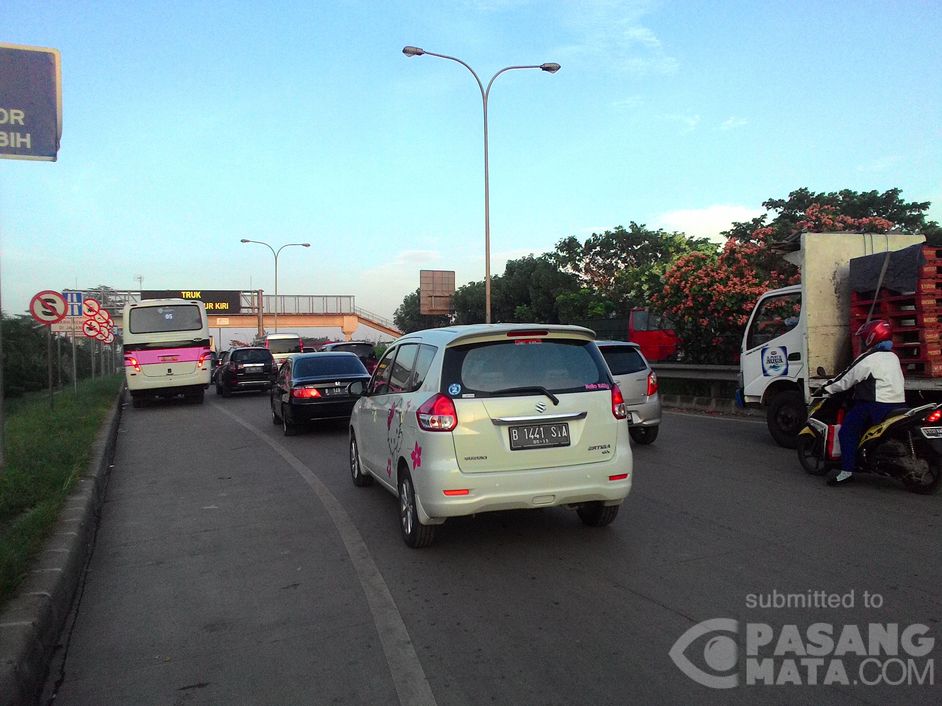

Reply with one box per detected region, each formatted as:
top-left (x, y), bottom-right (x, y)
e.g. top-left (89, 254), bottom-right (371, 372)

top-left (737, 232), bottom-right (942, 447)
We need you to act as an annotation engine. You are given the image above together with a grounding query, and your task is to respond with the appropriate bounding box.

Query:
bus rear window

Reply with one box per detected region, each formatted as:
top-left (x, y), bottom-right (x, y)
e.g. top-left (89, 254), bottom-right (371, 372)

top-left (128, 305), bottom-right (203, 334)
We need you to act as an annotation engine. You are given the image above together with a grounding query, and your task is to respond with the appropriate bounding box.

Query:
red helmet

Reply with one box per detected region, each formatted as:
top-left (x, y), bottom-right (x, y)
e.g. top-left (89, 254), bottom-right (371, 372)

top-left (856, 320), bottom-right (892, 349)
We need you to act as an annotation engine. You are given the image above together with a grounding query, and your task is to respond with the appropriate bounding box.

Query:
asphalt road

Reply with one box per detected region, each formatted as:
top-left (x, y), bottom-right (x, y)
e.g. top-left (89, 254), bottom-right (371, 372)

top-left (42, 392), bottom-right (941, 705)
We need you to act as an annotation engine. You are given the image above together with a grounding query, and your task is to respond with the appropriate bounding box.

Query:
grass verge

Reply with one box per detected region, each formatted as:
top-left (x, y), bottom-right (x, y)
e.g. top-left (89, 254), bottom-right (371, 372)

top-left (0, 375), bottom-right (122, 608)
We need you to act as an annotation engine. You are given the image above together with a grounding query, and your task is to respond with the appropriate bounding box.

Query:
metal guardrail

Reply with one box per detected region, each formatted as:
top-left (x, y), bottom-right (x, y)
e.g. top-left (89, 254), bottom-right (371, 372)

top-left (651, 363), bottom-right (740, 382)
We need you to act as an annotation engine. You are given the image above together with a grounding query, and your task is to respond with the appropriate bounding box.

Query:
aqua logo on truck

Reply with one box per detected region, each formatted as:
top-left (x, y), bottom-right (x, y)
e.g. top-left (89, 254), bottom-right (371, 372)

top-left (761, 346), bottom-right (788, 377)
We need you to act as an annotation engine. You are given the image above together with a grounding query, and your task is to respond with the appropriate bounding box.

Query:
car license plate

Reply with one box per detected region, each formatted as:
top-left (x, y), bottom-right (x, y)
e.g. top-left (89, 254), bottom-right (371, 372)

top-left (509, 422), bottom-right (570, 450)
top-left (921, 426), bottom-right (942, 439)
top-left (324, 387), bottom-right (345, 396)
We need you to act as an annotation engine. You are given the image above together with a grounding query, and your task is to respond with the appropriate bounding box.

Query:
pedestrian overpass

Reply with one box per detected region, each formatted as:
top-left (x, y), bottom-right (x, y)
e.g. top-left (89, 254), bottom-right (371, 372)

top-left (100, 290), bottom-right (401, 340)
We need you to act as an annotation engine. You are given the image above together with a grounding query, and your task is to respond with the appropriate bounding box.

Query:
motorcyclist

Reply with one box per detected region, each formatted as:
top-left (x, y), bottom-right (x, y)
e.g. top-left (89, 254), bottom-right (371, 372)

top-left (819, 320), bottom-right (905, 486)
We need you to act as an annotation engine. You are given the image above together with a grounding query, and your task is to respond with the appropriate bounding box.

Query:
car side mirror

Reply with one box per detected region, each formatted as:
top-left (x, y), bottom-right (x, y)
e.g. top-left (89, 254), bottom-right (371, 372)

top-left (816, 366), bottom-right (827, 377)
top-left (347, 380), bottom-right (366, 396)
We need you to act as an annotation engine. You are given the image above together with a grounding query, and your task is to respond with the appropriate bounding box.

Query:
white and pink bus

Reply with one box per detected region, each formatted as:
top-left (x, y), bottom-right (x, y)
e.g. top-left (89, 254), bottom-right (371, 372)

top-left (122, 298), bottom-right (211, 407)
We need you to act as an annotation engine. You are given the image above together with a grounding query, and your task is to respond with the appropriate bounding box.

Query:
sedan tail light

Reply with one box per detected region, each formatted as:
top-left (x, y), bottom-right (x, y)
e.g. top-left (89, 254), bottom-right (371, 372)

top-left (417, 393), bottom-right (458, 431)
top-left (611, 385), bottom-right (627, 420)
top-left (292, 387), bottom-right (322, 399)
top-left (646, 371), bottom-right (658, 396)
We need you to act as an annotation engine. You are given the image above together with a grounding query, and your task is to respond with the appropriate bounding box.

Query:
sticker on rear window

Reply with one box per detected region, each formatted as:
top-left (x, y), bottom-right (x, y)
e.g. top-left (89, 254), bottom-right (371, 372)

top-left (514, 339), bottom-right (543, 345)
top-left (585, 383), bottom-right (611, 390)
top-left (448, 383), bottom-right (462, 396)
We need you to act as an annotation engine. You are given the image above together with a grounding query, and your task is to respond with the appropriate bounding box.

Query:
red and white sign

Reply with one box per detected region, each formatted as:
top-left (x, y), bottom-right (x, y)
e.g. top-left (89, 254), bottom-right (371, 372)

top-left (81, 297), bottom-right (116, 343)
top-left (29, 290), bottom-right (67, 325)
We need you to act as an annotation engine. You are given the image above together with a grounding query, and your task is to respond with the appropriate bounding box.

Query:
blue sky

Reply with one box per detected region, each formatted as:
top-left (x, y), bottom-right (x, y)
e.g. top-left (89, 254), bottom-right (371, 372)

top-left (2, 0), bottom-right (940, 321)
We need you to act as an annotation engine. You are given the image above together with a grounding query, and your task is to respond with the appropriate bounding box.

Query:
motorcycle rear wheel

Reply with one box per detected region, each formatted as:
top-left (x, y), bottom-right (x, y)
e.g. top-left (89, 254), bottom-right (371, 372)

top-left (901, 459), bottom-right (942, 494)
top-left (796, 433), bottom-right (829, 476)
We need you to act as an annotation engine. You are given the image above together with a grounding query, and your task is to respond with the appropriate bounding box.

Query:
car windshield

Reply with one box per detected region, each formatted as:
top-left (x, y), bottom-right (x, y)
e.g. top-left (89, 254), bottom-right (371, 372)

top-left (232, 349), bottom-right (271, 364)
top-left (443, 339), bottom-right (609, 395)
top-left (600, 346), bottom-right (647, 375)
top-left (128, 305), bottom-right (202, 334)
top-left (293, 355), bottom-right (367, 378)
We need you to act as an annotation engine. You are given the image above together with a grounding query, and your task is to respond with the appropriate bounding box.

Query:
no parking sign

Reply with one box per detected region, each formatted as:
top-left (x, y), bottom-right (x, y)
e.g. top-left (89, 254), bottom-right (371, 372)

top-left (29, 290), bottom-right (67, 325)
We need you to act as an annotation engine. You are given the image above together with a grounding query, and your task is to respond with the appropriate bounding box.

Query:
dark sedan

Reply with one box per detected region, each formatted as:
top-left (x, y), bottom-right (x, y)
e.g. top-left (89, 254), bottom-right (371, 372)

top-left (270, 352), bottom-right (370, 436)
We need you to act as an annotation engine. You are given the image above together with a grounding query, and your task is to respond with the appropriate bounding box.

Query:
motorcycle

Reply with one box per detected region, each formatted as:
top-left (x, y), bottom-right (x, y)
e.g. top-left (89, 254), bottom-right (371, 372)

top-left (796, 390), bottom-right (942, 494)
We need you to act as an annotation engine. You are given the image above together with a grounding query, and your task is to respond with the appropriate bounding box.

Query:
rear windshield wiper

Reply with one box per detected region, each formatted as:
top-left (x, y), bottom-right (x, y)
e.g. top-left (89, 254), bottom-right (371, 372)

top-left (489, 386), bottom-right (559, 406)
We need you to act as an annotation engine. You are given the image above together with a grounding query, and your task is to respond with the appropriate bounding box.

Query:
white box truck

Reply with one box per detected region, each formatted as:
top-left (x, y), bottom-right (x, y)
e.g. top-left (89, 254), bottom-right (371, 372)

top-left (737, 232), bottom-right (942, 447)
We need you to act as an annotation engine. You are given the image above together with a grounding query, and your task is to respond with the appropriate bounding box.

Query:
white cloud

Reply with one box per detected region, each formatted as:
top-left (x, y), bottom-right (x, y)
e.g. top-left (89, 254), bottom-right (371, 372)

top-left (856, 155), bottom-right (901, 173)
top-left (720, 116), bottom-right (748, 130)
top-left (664, 113), bottom-right (701, 134)
top-left (653, 204), bottom-right (765, 243)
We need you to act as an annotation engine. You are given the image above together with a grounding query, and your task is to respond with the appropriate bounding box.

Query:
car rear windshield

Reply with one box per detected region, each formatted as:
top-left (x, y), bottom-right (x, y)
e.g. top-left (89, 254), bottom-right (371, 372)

top-left (231, 349), bottom-right (272, 364)
top-left (128, 305), bottom-right (203, 334)
top-left (442, 338), bottom-right (609, 396)
top-left (600, 346), bottom-right (648, 375)
top-left (330, 343), bottom-right (374, 358)
top-left (268, 338), bottom-right (302, 354)
top-left (294, 356), bottom-right (367, 378)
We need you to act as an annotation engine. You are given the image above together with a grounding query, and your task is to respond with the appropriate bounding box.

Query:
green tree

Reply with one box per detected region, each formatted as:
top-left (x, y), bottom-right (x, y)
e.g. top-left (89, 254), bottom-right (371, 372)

top-left (393, 289), bottom-right (452, 333)
top-left (2, 314), bottom-right (48, 396)
top-left (725, 188), bottom-right (941, 244)
top-left (553, 223), bottom-right (715, 307)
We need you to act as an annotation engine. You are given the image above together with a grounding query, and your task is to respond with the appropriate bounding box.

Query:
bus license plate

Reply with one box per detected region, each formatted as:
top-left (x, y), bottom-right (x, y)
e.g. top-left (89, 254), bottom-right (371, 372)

top-left (509, 423), bottom-right (570, 450)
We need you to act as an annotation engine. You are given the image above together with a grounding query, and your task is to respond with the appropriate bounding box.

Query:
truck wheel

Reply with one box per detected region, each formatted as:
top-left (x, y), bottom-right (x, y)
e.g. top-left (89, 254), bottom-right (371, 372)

top-left (767, 391), bottom-right (806, 449)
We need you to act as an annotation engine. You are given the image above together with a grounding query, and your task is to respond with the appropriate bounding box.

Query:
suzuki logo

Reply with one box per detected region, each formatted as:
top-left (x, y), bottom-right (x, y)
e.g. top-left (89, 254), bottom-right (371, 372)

top-left (535, 402), bottom-right (547, 414)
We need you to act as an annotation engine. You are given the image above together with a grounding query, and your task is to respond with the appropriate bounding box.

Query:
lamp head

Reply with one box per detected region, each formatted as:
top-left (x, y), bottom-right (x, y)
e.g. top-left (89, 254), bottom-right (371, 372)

top-left (402, 46), bottom-right (425, 57)
top-left (540, 63), bottom-right (561, 74)
top-left (240, 239), bottom-right (250, 243)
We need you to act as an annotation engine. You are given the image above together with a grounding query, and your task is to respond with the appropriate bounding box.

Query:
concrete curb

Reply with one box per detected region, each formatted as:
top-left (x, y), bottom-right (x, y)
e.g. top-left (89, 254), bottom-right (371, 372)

top-left (0, 388), bottom-right (124, 706)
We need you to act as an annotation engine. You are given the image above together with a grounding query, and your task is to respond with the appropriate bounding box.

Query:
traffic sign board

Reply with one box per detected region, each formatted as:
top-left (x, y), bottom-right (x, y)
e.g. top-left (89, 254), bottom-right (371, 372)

top-left (29, 290), bottom-right (67, 325)
top-left (0, 43), bottom-right (62, 161)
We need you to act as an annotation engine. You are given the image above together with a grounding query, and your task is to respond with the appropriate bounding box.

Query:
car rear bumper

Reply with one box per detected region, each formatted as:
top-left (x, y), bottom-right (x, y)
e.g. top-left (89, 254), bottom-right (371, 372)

top-left (412, 442), bottom-right (632, 520)
top-left (289, 398), bottom-right (358, 422)
top-left (625, 394), bottom-right (661, 426)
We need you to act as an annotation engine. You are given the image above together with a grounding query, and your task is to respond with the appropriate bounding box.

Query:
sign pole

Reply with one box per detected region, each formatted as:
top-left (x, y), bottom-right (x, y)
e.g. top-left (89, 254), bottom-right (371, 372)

top-left (0, 266), bottom-right (5, 472)
top-left (47, 326), bottom-right (54, 409)
top-left (71, 315), bottom-right (77, 393)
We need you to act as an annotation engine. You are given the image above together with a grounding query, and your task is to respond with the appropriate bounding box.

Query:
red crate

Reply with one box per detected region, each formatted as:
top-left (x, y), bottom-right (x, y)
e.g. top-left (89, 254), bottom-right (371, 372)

top-left (903, 360), bottom-right (942, 378)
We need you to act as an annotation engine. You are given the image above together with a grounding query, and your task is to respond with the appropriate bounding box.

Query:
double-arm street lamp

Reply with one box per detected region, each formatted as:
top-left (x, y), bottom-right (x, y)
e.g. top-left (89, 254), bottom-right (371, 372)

top-left (240, 239), bottom-right (311, 332)
top-left (402, 45), bottom-right (560, 324)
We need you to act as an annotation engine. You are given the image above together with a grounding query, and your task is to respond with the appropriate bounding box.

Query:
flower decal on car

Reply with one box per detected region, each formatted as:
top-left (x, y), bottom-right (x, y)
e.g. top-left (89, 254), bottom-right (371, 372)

top-left (386, 458), bottom-right (392, 478)
top-left (410, 442), bottom-right (422, 470)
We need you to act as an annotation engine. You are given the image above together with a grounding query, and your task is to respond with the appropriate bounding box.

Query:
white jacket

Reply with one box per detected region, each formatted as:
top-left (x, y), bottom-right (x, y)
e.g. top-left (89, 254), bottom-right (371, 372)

top-left (822, 349), bottom-right (905, 404)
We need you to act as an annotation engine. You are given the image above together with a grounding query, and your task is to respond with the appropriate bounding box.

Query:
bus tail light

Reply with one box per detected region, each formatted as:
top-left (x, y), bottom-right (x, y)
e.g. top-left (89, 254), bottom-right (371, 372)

top-left (125, 356), bottom-right (141, 373)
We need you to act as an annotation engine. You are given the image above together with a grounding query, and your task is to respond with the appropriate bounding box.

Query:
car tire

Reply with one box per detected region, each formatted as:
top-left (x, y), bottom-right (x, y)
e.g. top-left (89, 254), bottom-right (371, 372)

top-left (221, 383), bottom-right (232, 398)
top-left (767, 390), bottom-right (806, 449)
top-left (271, 402), bottom-right (280, 425)
top-left (350, 433), bottom-right (373, 487)
top-left (629, 425), bottom-right (658, 445)
top-left (282, 404), bottom-right (297, 436)
top-left (577, 502), bottom-right (620, 527)
top-left (398, 468), bottom-right (436, 548)
top-left (214, 381), bottom-right (221, 396)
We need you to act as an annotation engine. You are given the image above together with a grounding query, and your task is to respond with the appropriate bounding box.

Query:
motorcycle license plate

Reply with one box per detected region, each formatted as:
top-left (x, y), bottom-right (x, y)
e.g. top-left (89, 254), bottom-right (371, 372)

top-left (920, 426), bottom-right (942, 439)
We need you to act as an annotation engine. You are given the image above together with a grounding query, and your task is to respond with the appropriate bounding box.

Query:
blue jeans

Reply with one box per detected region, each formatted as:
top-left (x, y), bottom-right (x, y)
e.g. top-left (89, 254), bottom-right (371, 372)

top-left (838, 401), bottom-right (898, 473)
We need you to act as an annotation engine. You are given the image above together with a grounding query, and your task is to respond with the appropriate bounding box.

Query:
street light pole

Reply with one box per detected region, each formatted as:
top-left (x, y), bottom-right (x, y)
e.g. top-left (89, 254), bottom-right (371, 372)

top-left (403, 46), bottom-right (560, 324)
top-left (240, 239), bottom-right (311, 333)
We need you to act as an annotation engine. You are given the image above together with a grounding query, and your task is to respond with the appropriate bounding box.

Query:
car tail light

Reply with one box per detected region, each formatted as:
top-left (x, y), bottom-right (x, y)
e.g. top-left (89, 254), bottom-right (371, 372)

top-left (417, 393), bottom-right (458, 431)
top-left (228, 361), bottom-right (238, 372)
top-left (125, 355), bottom-right (141, 373)
top-left (646, 371), bottom-right (658, 396)
top-left (611, 385), bottom-right (627, 420)
top-left (292, 386), bottom-right (321, 399)
top-left (443, 489), bottom-right (469, 496)
top-left (609, 473), bottom-right (629, 481)
top-left (506, 329), bottom-right (548, 338)
top-left (926, 409), bottom-right (942, 424)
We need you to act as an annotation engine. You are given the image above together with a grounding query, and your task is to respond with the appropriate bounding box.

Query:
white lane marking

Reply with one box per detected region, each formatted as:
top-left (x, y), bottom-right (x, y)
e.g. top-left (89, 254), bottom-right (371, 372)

top-left (664, 410), bottom-right (766, 425)
top-left (214, 403), bottom-right (437, 706)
